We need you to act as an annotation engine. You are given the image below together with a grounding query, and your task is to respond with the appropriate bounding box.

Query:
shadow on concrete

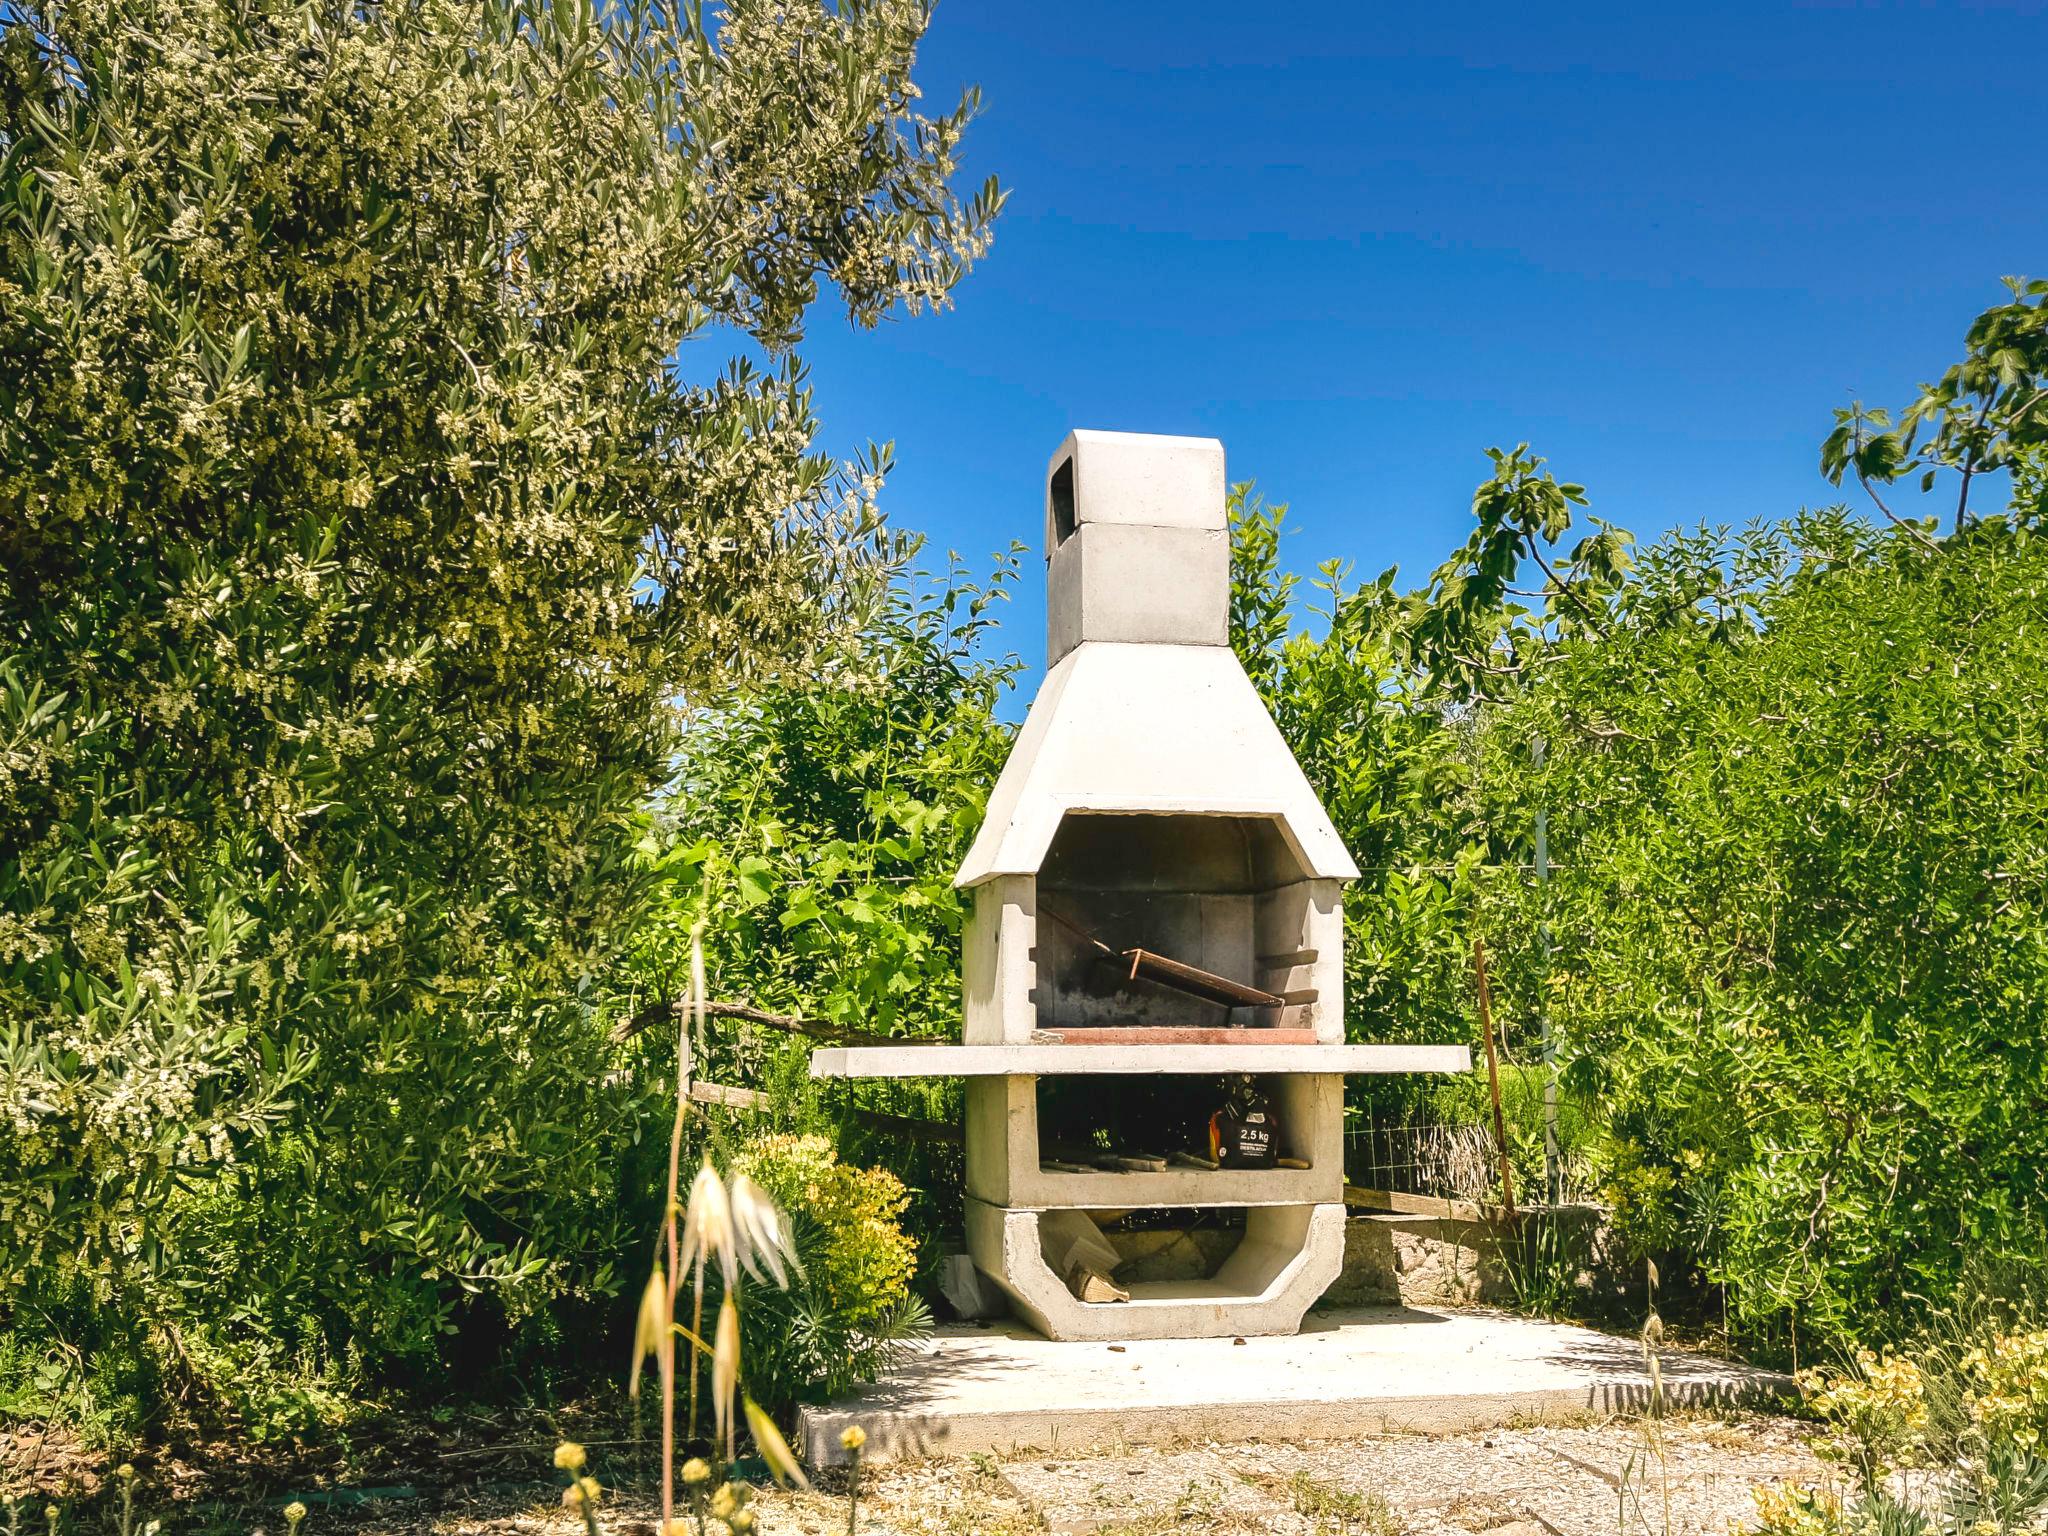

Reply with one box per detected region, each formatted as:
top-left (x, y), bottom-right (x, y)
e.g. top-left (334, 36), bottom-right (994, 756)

top-left (1532, 1325), bottom-right (1794, 1416)
top-left (1302, 1304), bottom-right (1453, 1330)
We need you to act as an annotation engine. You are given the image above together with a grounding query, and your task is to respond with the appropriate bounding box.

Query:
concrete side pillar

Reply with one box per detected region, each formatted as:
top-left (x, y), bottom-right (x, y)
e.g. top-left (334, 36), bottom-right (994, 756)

top-left (962, 875), bottom-right (1037, 1044)
top-left (963, 1075), bottom-right (1035, 1208)
top-left (1257, 878), bottom-right (1346, 1042)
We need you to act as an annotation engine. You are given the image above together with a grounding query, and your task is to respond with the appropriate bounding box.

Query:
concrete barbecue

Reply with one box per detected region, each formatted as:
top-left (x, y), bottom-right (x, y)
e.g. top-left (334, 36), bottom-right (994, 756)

top-left (812, 429), bottom-right (1468, 1340)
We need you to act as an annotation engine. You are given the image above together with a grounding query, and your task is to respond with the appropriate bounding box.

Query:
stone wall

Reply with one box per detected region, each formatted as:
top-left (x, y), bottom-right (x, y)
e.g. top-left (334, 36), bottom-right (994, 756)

top-left (1327, 1204), bottom-right (1637, 1316)
top-left (1096, 1204), bottom-right (1629, 1311)
top-left (1325, 1212), bottom-right (1502, 1307)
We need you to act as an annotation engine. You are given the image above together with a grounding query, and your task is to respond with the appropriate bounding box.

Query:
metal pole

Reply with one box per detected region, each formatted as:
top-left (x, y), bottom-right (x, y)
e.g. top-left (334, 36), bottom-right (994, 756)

top-left (1533, 734), bottom-right (1560, 1206)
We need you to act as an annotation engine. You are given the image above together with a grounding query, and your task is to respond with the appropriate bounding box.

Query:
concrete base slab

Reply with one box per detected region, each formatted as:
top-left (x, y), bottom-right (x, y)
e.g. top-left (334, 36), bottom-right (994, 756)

top-left (797, 1305), bottom-right (1792, 1466)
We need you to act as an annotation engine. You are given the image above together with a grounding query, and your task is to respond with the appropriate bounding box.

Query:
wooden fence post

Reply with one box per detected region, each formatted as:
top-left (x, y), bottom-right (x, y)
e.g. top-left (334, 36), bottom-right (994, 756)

top-left (1473, 935), bottom-right (1518, 1221)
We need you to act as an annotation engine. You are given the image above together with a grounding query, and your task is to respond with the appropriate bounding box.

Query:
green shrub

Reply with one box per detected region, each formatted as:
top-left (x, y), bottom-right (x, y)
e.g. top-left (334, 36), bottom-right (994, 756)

top-left (625, 551), bottom-right (1019, 1243)
top-left (1753, 1310), bottom-right (2048, 1536)
top-left (724, 1134), bottom-right (929, 1416)
top-left (1762, 1280), bottom-right (2048, 1536)
top-left (1233, 281), bottom-right (2048, 1357)
top-left (0, 1317), bottom-right (157, 1449)
top-left (1518, 516), bottom-right (2048, 1349)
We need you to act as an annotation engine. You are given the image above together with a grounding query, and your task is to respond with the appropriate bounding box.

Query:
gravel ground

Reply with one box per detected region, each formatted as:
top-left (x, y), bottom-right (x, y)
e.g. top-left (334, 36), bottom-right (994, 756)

top-left (295, 1414), bottom-right (1826, 1536)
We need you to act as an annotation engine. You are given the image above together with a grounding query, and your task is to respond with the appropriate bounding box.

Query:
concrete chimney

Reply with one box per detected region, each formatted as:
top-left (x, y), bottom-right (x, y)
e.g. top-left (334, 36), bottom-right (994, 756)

top-left (1045, 430), bottom-right (1229, 667)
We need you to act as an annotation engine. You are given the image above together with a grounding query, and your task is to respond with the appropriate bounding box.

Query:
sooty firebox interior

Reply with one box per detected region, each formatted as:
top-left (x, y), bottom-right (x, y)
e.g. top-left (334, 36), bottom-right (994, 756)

top-left (1034, 813), bottom-right (1313, 1033)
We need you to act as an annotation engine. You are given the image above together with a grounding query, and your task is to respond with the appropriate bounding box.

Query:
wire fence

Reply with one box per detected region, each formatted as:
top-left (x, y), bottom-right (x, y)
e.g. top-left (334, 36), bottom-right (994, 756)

top-left (1342, 1117), bottom-right (1499, 1204)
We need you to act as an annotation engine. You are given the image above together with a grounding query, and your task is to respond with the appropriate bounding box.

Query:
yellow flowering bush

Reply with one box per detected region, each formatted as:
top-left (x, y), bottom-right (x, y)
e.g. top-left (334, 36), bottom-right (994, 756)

top-left (1749, 1480), bottom-right (1848, 1536)
top-left (1962, 1330), bottom-right (2048, 1455)
top-left (732, 1136), bottom-right (916, 1328)
top-left (1767, 1321), bottom-right (2048, 1536)
top-left (724, 1134), bottom-right (928, 1413)
top-left (1803, 1348), bottom-right (1931, 1475)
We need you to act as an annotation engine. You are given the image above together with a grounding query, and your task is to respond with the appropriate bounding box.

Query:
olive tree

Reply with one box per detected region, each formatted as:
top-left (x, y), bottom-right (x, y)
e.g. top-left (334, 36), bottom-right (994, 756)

top-left (0, 0), bottom-right (997, 1428)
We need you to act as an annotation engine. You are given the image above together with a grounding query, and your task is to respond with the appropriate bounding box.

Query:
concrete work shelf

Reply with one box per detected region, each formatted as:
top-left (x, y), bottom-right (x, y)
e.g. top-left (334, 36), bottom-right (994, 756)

top-left (809, 1042), bottom-right (1471, 1079)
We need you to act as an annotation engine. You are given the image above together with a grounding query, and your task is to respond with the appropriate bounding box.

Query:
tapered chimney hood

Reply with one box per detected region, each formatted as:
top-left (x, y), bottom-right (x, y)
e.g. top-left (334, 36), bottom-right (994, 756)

top-left (956, 430), bottom-right (1361, 889)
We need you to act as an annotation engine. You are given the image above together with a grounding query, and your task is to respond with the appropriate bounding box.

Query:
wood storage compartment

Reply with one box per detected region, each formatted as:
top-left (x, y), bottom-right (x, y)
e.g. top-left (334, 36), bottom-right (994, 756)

top-left (1033, 1071), bottom-right (1318, 1165)
top-left (964, 1200), bottom-right (1347, 1341)
top-left (965, 1070), bottom-right (1341, 1213)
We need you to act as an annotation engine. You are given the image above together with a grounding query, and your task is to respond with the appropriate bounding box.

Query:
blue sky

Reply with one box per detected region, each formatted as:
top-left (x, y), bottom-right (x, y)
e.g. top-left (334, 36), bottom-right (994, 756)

top-left (794, 0), bottom-right (2048, 684)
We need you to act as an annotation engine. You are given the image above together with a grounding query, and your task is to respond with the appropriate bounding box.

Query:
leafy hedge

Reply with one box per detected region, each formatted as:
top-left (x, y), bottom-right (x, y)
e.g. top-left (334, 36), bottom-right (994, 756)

top-left (1513, 517), bottom-right (2048, 1345)
top-left (1226, 278), bottom-right (2048, 1355)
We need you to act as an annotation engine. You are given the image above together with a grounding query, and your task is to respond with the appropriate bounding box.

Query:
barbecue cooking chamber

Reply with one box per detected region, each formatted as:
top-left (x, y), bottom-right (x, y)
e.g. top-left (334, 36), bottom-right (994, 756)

top-left (1034, 812), bottom-right (1324, 1036)
top-left (810, 429), bottom-right (1468, 1342)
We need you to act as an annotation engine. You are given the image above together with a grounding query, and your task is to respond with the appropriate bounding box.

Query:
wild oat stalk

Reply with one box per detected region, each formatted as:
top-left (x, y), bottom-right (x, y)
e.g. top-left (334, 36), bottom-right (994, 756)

top-left (628, 933), bottom-right (808, 1527)
top-left (1620, 1257), bottom-right (1673, 1536)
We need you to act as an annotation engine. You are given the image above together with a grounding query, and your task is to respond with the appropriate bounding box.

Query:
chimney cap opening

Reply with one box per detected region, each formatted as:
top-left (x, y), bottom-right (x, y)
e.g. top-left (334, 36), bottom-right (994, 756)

top-left (1049, 456), bottom-right (1077, 547)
